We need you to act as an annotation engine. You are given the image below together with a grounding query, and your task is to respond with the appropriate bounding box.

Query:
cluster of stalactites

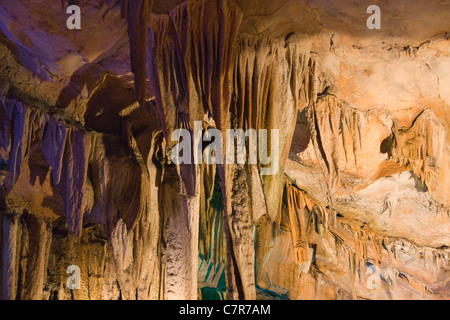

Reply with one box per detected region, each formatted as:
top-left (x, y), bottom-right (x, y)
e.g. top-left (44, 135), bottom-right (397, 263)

top-left (199, 170), bottom-right (226, 266)
top-left (146, 0), bottom-right (243, 143)
top-left (391, 109), bottom-right (445, 189)
top-left (0, 97), bottom-right (91, 236)
top-left (0, 97), bottom-right (149, 237)
top-left (121, 0), bottom-right (154, 107)
top-left (334, 222), bottom-right (449, 298)
top-left (308, 94), bottom-right (445, 196)
top-left (125, 0), bottom-right (319, 227)
top-left (282, 181), bottom-right (449, 299)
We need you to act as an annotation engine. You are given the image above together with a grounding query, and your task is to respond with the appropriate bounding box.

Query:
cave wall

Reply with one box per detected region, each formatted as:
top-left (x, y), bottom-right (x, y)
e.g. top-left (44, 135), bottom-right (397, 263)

top-left (0, 0), bottom-right (448, 300)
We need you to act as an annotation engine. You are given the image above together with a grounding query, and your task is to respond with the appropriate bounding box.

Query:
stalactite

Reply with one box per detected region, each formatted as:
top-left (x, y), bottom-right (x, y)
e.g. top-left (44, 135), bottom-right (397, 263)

top-left (221, 164), bottom-right (255, 300)
top-left (200, 171), bottom-right (226, 267)
top-left (146, 0), bottom-right (249, 299)
top-left (19, 214), bottom-right (52, 300)
top-left (0, 98), bottom-right (32, 187)
top-left (134, 130), bottom-right (162, 300)
top-left (233, 34), bottom-right (313, 223)
top-left (110, 219), bottom-right (135, 300)
top-left (145, 0), bottom-right (322, 299)
top-left (307, 93), bottom-right (445, 200)
top-left (198, 178), bottom-right (227, 300)
top-left (159, 162), bottom-right (201, 300)
top-left (0, 98), bottom-right (92, 237)
top-left (0, 0), bottom-right (448, 301)
top-left (122, 0), bottom-right (153, 106)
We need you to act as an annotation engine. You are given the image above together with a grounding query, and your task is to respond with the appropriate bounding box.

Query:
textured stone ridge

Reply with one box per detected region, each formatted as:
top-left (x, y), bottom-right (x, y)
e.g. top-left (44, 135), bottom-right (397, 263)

top-left (0, 0), bottom-right (449, 300)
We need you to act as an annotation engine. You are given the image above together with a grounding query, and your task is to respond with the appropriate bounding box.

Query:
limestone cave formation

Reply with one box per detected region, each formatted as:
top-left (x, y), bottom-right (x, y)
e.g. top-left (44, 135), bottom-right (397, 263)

top-left (0, 0), bottom-right (449, 300)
